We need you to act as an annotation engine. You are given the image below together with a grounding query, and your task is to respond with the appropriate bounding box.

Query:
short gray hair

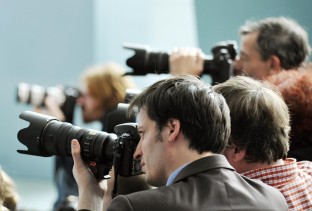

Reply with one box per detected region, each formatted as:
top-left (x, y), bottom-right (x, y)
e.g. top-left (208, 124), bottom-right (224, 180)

top-left (240, 17), bottom-right (311, 70)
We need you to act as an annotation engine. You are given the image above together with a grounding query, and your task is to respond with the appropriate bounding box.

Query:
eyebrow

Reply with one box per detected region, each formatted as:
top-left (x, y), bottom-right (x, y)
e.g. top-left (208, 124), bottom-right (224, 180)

top-left (240, 51), bottom-right (248, 59)
top-left (240, 51), bottom-right (246, 56)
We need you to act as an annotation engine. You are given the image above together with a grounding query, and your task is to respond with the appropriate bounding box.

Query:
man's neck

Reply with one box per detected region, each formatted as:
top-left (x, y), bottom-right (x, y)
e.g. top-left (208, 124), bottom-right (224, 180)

top-left (164, 133), bottom-right (214, 184)
top-left (165, 151), bottom-right (214, 186)
top-left (168, 150), bottom-right (214, 177)
top-left (242, 159), bottom-right (285, 173)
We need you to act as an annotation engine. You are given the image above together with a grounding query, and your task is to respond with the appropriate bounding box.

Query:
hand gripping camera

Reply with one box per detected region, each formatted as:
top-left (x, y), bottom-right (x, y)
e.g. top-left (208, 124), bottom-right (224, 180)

top-left (123, 40), bottom-right (237, 84)
top-left (17, 111), bottom-right (142, 179)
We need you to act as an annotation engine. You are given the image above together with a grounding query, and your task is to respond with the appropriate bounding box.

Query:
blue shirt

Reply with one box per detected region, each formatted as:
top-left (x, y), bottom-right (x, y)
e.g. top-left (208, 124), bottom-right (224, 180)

top-left (166, 163), bottom-right (189, 186)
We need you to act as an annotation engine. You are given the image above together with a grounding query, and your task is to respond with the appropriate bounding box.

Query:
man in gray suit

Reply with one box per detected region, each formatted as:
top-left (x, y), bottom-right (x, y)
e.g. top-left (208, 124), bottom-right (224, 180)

top-left (71, 75), bottom-right (287, 210)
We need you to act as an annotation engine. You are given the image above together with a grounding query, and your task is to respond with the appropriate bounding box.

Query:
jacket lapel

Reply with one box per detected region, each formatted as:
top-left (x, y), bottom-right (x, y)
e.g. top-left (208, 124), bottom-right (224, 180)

top-left (172, 154), bottom-right (235, 184)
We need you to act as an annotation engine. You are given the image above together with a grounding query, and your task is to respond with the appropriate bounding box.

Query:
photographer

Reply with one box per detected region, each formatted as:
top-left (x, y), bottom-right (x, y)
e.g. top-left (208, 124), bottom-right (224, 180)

top-left (76, 62), bottom-right (135, 131)
top-left (35, 92), bottom-right (79, 211)
top-left (72, 75), bottom-right (287, 210)
top-left (213, 75), bottom-right (312, 210)
top-left (169, 16), bottom-right (311, 80)
top-left (36, 62), bottom-right (150, 210)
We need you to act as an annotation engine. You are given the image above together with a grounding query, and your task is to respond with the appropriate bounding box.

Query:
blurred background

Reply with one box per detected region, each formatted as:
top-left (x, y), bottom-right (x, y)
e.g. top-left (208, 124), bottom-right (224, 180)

top-left (1, 0), bottom-right (311, 210)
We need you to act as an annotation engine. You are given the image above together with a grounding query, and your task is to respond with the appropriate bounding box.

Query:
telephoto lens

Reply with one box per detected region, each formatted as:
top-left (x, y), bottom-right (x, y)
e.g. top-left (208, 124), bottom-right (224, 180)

top-left (16, 83), bottom-right (80, 123)
top-left (17, 111), bottom-right (141, 179)
top-left (123, 40), bottom-right (237, 84)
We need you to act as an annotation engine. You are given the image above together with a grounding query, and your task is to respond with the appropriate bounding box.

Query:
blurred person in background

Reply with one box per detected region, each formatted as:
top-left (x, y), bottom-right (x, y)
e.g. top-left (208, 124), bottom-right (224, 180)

top-left (0, 168), bottom-right (19, 211)
top-left (37, 62), bottom-right (150, 210)
top-left (266, 67), bottom-right (312, 161)
top-left (77, 62), bottom-right (134, 131)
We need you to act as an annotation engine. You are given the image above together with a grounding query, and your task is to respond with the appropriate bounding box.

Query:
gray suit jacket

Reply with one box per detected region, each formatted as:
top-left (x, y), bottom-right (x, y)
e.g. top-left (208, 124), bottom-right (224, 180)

top-left (108, 155), bottom-right (288, 211)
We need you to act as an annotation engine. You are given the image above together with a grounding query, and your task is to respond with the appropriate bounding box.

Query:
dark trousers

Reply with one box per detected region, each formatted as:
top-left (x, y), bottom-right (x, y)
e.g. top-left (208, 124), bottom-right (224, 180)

top-left (53, 156), bottom-right (78, 211)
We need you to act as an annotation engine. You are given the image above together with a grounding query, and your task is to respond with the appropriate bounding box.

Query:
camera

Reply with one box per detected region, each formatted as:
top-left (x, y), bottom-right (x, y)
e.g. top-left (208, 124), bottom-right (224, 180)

top-left (123, 40), bottom-right (237, 84)
top-left (124, 88), bottom-right (141, 104)
top-left (16, 83), bottom-right (80, 123)
top-left (103, 89), bottom-right (141, 133)
top-left (17, 110), bottom-right (141, 179)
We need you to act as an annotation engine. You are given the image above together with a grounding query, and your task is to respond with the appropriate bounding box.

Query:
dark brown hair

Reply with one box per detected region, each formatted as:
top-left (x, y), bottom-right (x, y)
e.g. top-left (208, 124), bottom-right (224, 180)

top-left (213, 76), bottom-right (290, 164)
top-left (129, 75), bottom-right (231, 154)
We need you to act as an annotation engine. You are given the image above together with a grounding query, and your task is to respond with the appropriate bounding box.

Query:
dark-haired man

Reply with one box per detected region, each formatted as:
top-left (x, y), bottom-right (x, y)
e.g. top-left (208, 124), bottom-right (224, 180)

top-left (71, 75), bottom-right (287, 210)
top-left (213, 75), bottom-right (312, 210)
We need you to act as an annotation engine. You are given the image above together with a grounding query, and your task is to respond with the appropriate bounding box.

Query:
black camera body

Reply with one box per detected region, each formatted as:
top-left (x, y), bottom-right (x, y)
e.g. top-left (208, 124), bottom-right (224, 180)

top-left (16, 83), bottom-right (80, 123)
top-left (17, 111), bottom-right (141, 179)
top-left (123, 40), bottom-right (237, 84)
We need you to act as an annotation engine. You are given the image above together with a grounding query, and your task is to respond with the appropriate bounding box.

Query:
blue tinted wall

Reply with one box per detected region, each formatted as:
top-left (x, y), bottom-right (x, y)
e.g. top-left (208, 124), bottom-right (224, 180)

top-left (0, 0), bottom-right (311, 180)
top-left (0, 0), bottom-right (93, 180)
top-left (195, 0), bottom-right (312, 59)
top-left (0, 0), bottom-right (197, 180)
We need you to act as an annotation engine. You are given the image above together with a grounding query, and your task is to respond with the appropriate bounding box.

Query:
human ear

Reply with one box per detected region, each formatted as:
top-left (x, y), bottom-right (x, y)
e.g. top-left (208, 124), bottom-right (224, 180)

top-left (269, 55), bottom-right (282, 75)
top-left (225, 142), bottom-right (246, 162)
top-left (167, 118), bottom-right (180, 142)
top-left (232, 145), bottom-right (246, 162)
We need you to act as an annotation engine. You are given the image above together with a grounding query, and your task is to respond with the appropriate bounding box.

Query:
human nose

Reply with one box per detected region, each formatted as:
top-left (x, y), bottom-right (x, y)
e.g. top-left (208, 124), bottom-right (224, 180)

top-left (133, 140), bottom-right (142, 160)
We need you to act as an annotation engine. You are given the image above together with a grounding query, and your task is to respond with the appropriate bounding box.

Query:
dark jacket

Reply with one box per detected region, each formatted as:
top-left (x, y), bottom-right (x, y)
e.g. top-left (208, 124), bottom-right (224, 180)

top-left (108, 155), bottom-right (288, 211)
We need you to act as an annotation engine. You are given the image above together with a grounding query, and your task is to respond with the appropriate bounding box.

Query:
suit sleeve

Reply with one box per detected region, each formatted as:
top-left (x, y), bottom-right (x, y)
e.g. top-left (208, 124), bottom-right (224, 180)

top-left (107, 195), bottom-right (135, 211)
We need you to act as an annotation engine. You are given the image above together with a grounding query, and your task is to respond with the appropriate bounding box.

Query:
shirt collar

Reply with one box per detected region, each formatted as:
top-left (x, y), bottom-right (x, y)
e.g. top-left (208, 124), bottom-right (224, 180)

top-left (166, 163), bottom-right (189, 186)
top-left (242, 158), bottom-right (298, 186)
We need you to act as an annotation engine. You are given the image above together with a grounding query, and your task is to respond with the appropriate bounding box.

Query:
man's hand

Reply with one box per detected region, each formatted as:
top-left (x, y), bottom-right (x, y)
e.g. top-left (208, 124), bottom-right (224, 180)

top-left (103, 168), bottom-right (115, 211)
top-left (44, 96), bottom-right (66, 121)
top-left (169, 48), bottom-right (204, 76)
top-left (71, 139), bottom-right (106, 210)
top-left (34, 96), bottom-right (65, 121)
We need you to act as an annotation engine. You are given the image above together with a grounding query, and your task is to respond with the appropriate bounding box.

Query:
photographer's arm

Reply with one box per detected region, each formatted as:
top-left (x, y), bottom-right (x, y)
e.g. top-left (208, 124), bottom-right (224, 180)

top-left (169, 48), bottom-right (204, 76)
top-left (71, 139), bottom-right (106, 210)
top-left (34, 96), bottom-right (66, 121)
top-left (103, 168), bottom-right (115, 211)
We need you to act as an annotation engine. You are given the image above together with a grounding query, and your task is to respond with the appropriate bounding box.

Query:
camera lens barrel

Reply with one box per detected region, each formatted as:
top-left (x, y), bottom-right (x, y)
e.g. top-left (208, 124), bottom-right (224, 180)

top-left (17, 111), bottom-right (117, 163)
top-left (124, 41), bottom-right (237, 84)
top-left (17, 111), bottom-right (140, 177)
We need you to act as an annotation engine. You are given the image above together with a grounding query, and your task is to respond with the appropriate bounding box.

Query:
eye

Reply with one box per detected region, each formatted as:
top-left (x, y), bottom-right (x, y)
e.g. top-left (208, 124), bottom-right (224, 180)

top-left (137, 130), bottom-right (144, 138)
